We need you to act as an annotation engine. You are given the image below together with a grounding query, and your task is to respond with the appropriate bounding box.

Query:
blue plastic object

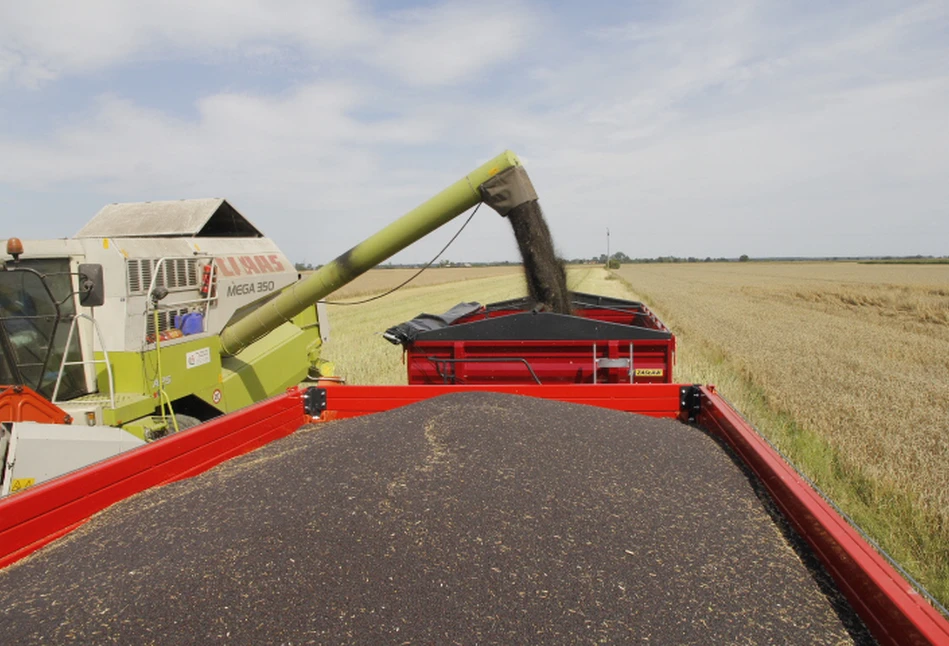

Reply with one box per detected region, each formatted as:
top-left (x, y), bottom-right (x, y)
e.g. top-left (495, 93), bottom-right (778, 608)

top-left (174, 312), bottom-right (205, 335)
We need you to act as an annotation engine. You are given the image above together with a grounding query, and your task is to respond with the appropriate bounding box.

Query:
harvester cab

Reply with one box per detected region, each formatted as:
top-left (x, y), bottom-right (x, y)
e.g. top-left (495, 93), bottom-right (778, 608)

top-left (0, 243), bottom-right (100, 401)
top-left (0, 198), bottom-right (326, 494)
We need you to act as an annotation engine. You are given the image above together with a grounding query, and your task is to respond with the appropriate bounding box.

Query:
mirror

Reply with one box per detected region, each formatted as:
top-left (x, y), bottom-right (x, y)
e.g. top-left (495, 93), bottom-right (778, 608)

top-left (77, 263), bottom-right (105, 307)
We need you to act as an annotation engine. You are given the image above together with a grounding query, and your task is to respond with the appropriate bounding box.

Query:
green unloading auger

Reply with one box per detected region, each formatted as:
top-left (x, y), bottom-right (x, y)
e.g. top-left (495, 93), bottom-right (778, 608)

top-left (219, 150), bottom-right (538, 356)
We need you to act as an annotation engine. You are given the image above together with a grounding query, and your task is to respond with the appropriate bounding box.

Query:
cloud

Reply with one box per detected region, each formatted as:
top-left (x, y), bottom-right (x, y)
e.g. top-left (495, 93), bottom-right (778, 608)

top-left (0, 1), bottom-right (947, 262)
top-left (0, 0), bottom-right (535, 88)
top-left (0, 83), bottom-right (463, 261)
top-left (370, 3), bottom-right (535, 86)
top-left (0, 1), bottom-right (372, 82)
top-left (0, 83), bottom-right (434, 196)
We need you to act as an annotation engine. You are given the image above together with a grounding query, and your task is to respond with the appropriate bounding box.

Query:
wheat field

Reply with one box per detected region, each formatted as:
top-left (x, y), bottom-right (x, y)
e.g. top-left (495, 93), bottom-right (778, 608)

top-left (320, 261), bottom-right (949, 604)
top-left (611, 262), bottom-right (949, 508)
top-left (611, 261), bottom-right (949, 604)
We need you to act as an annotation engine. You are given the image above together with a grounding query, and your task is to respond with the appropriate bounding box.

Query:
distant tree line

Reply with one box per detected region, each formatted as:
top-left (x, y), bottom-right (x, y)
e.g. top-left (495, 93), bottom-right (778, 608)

top-left (296, 255), bottom-right (758, 271)
top-left (294, 260), bottom-right (527, 271)
top-left (297, 254), bottom-right (948, 270)
top-left (567, 252), bottom-right (752, 266)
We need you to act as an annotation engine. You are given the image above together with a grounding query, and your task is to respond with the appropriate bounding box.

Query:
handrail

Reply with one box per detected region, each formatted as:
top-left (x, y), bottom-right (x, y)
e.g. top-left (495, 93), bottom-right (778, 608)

top-left (51, 313), bottom-right (116, 410)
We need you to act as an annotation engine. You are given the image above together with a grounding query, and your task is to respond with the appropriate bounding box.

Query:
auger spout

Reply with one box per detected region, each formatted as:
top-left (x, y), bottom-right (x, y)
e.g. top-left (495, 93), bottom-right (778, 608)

top-left (219, 150), bottom-right (534, 356)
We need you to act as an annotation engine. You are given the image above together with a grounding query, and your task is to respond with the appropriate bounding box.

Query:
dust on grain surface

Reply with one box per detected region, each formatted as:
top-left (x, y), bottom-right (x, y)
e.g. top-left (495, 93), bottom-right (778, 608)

top-left (0, 392), bottom-right (870, 645)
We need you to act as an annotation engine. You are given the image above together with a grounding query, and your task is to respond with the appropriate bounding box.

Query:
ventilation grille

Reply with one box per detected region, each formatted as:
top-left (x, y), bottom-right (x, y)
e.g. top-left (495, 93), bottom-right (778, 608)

top-left (146, 307), bottom-right (189, 338)
top-left (128, 259), bottom-right (199, 294)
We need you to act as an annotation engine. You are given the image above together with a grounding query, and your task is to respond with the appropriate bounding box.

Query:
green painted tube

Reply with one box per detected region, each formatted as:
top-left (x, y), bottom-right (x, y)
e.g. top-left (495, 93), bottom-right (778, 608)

top-left (220, 150), bottom-right (524, 355)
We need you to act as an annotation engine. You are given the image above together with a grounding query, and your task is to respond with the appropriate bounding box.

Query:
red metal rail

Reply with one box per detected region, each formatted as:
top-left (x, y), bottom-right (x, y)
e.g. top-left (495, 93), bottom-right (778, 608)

top-left (316, 382), bottom-right (685, 419)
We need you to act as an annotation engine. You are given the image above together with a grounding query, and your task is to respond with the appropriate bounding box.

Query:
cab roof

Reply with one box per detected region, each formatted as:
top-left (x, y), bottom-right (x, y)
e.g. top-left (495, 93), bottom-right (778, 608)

top-left (75, 199), bottom-right (263, 239)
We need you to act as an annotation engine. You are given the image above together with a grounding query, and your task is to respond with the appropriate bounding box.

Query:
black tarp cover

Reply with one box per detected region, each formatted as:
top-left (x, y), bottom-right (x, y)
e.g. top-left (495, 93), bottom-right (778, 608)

top-left (383, 302), bottom-right (483, 346)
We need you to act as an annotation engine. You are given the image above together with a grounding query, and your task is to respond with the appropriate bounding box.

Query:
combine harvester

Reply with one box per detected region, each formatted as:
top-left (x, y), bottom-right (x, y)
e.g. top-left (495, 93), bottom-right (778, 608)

top-left (1, 152), bottom-right (948, 644)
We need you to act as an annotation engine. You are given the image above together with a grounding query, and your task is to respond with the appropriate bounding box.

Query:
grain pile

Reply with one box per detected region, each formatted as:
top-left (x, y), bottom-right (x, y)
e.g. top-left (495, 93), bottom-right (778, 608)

top-left (506, 201), bottom-right (572, 314)
top-left (0, 392), bottom-right (872, 644)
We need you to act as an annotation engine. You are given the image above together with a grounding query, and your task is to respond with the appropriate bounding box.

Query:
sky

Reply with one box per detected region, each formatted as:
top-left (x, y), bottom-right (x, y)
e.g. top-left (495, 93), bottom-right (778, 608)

top-left (1, 0), bottom-right (947, 264)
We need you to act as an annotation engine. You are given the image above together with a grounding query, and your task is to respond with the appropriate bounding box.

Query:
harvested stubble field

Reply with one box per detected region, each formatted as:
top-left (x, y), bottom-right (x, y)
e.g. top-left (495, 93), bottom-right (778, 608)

top-left (322, 262), bottom-right (949, 608)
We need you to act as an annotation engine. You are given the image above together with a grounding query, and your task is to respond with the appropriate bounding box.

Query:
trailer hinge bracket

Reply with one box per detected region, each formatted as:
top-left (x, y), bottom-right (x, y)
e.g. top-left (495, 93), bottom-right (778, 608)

top-left (303, 387), bottom-right (327, 417)
top-left (680, 385), bottom-right (702, 422)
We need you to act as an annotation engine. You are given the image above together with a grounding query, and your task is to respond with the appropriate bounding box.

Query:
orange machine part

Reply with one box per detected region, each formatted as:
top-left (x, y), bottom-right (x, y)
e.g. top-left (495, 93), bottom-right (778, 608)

top-left (0, 385), bottom-right (71, 424)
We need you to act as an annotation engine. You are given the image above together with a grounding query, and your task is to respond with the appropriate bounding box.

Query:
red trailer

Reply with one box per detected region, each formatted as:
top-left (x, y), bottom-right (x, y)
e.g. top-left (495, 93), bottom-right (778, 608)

top-left (391, 293), bottom-right (676, 386)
